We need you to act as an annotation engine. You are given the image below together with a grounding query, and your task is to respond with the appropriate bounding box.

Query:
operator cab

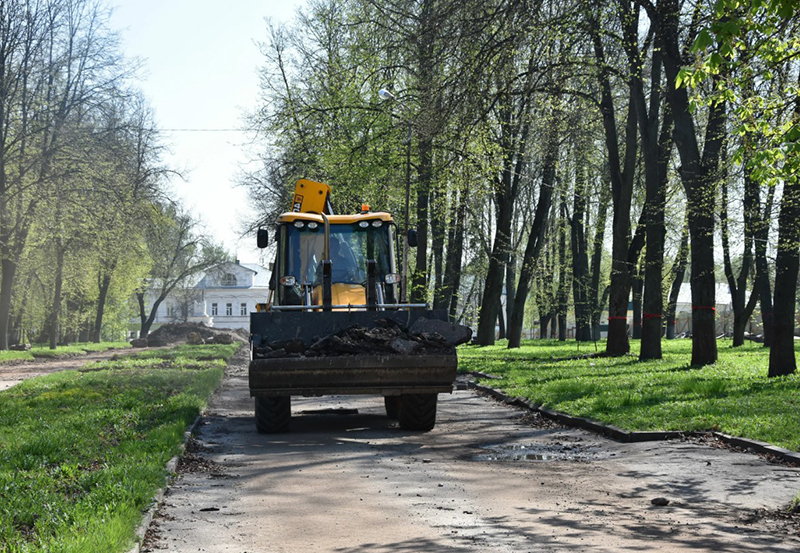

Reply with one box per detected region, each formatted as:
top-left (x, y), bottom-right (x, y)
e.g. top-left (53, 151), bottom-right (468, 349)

top-left (274, 211), bottom-right (399, 309)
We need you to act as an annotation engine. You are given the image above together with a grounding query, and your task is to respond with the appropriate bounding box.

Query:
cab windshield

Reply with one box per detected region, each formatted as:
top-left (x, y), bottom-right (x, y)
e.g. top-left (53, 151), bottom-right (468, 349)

top-left (281, 222), bottom-right (393, 287)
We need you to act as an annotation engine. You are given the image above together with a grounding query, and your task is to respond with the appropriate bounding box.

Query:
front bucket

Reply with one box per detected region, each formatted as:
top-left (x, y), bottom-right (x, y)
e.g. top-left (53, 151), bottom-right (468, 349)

top-left (249, 309), bottom-right (449, 348)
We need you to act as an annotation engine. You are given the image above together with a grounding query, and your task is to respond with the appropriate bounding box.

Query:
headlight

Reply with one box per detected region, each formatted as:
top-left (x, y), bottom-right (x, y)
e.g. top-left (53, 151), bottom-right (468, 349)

top-left (279, 275), bottom-right (296, 286)
top-left (358, 221), bottom-right (369, 228)
top-left (307, 222), bottom-right (319, 230)
top-left (371, 220), bottom-right (383, 227)
top-left (384, 273), bottom-right (401, 284)
top-left (293, 221), bottom-right (305, 228)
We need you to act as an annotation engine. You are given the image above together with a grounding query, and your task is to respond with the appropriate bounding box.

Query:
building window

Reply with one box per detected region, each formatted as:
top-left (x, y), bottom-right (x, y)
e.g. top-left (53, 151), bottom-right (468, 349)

top-left (166, 304), bottom-right (175, 317)
top-left (211, 303), bottom-right (218, 316)
top-left (240, 302), bottom-right (247, 316)
top-left (226, 303), bottom-right (233, 316)
top-left (221, 273), bottom-right (237, 287)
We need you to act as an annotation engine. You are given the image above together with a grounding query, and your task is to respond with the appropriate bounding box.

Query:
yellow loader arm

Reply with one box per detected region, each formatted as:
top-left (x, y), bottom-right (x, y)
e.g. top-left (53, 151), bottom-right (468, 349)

top-left (292, 179), bottom-right (333, 214)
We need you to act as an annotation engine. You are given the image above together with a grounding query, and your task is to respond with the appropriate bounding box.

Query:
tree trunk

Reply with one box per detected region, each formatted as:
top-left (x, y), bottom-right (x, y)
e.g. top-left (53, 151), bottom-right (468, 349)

top-left (657, 0), bottom-right (724, 366)
top-left (476, 195), bottom-right (510, 345)
top-left (605, 199), bottom-right (635, 350)
top-left (410, 137), bottom-right (431, 303)
top-left (768, 77), bottom-right (800, 375)
top-left (476, 111), bottom-right (529, 345)
top-left (570, 152), bottom-right (592, 342)
top-left (49, 248), bottom-right (66, 350)
top-left (636, 54), bottom-right (672, 359)
top-left (137, 292), bottom-right (160, 339)
top-left (589, 188), bottom-right (610, 341)
top-left (410, 0), bottom-right (436, 304)
top-left (507, 121), bottom-right (557, 348)
top-left (0, 258), bottom-right (16, 350)
top-left (590, 14), bottom-right (638, 355)
top-left (768, 173), bottom-right (799, 376)
top-left (631, 271), bottom-right (643, 339)
top-left (556, 200), bottom-right (569, 342)
top-left (755, 184), bottom-right (776, 346)
top-left (620, 0), bottom-right (656, 349)
top-left (430, 187), bottom-right (446, 310)
top-left (687, 205), bottom-right (719, 365)
top-left (94, 271), bottom-right (113, 343)
top-left (665, 318), bottom-right (676, 339)
top-left (442, 185), bottom-right (467, 320)
top-left (540, 315), bottom-right (551, 340)
top-left (733, 290), bottom-right (759, 347)
top-left (506, 254), bottom-right (516, 336)
top-left (720, 146), bottom-right (760, 348)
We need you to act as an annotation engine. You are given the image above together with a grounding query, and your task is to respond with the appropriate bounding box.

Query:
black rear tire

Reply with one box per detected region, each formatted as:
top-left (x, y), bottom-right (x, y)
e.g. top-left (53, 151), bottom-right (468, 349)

top-left (384, 396), bottom-right (400, 419)
top-left (255, 396), bottom-right (291, 433)
top-left (398, 393), bottom-right (437, 431)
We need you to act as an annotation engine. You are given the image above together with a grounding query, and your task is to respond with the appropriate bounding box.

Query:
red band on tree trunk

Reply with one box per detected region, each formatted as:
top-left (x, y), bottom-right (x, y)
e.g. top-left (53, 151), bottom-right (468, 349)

top-left (642, 313), bottom-right (662, 319)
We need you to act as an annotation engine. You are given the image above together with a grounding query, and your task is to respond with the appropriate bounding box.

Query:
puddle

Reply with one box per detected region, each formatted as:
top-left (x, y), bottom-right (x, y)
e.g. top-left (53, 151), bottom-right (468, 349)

top-left (473, 443), bottom-right (602, 462)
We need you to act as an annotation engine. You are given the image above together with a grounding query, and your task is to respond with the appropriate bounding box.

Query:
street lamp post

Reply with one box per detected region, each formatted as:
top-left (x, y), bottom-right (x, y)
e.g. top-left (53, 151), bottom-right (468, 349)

top-left (378, 88), bottom-right (412, 303)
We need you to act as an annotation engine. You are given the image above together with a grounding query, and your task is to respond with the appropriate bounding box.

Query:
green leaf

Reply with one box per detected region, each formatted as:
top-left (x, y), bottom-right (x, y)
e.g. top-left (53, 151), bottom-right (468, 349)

top-left (675, 67), bottom-right (691, 89)
top-left (693, 29), bottom-right (715, 51)
top-left (709, 52), bottom-right (725, 71)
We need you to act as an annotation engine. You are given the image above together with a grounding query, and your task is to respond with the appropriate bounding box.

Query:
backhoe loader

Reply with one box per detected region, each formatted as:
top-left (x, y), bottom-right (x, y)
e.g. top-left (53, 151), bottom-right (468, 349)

top-left (248, 179), bottom-right (460, 432)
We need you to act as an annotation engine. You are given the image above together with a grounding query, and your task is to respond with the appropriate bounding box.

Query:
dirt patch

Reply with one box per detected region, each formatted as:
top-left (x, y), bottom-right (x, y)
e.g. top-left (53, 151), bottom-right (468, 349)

top-left (0, 346), bottom-right (178, 391)
top-left (177, 440), bottom-right (227, 476)
top-left (0, 349), bottom-right (136, 391)
top-left (741, 507), bottom-right (800, 536)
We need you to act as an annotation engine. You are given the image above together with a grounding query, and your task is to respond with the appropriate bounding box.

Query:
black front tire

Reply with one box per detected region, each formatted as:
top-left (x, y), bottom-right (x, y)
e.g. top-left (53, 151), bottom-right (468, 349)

top-left (398, 393), bottom-right (437, 431)
top-left (255, 396), bottom-right (291, 433)
top-left (384, 396), bottom-right (400, 419)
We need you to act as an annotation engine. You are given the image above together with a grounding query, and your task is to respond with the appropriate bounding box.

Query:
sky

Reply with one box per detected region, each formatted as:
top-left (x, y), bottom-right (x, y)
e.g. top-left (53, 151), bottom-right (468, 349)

top-left (109, 0), bottom-right (305, 266)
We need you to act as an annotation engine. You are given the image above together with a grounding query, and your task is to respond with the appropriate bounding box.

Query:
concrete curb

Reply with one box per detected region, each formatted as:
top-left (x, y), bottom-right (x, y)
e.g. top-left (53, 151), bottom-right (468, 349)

top-left (467, 380), bottom-right (800, 465)
top-left (125, 414), bottom-right (203, 553)
top-left (712, 432), bottom-right (800, 465)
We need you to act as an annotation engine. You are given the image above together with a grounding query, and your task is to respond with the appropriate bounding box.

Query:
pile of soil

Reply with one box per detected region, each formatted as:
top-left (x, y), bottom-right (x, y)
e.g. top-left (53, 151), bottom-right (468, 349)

top-left (254, 318), bottom-right (456, 359)
top-left (138, 323), bottom-right (248, 347)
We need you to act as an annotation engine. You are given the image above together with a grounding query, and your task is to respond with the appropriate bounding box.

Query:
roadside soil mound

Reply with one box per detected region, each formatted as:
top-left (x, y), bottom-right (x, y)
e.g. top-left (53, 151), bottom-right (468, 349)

top-left (143, 323), bottom-right (248, 347)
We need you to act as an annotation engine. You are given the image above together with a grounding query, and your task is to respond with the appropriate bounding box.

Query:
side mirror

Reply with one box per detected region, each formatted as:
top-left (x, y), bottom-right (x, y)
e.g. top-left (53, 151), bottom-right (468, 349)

top-left (257, 228), bottom-right (269, 249)
top-left (407, 228), bottom-right (418, 248)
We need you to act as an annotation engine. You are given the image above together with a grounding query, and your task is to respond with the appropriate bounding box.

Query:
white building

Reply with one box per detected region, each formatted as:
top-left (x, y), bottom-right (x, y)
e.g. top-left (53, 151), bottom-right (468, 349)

top-left (136, 261), bottom-right (272, 335)
top-left (193, 261), bottom-right (272, 329)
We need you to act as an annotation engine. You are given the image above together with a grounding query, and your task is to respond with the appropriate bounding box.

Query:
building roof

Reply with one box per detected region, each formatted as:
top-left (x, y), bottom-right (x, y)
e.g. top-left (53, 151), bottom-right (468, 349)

top-left (240, 263), bottom-right (271, 287)
top-left (195, 261), bottom-right (271, 289)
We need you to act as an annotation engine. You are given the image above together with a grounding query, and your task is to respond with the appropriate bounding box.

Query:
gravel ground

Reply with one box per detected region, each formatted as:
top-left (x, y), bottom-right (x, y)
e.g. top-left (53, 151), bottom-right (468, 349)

top-left (141, 353), bottom-right (800, 552)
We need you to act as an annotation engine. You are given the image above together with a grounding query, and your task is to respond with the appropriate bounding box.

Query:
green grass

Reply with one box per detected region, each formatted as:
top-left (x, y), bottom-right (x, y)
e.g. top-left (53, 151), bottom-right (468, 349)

top-left (122, 343), bottom-right (240, 361)
top-left (0, 350), bottom-right (35, 363)
top-left (0, 344), bottom-right (236, 552)
top-left (459, 338), bottom-right (800, 452)
top-left (1, 342), bottom-right (131, 364)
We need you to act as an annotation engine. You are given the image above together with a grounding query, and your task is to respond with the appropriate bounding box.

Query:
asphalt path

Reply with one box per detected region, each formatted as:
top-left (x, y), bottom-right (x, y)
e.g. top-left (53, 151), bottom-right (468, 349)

top-left (142, 354), bottom-right (800, 552)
